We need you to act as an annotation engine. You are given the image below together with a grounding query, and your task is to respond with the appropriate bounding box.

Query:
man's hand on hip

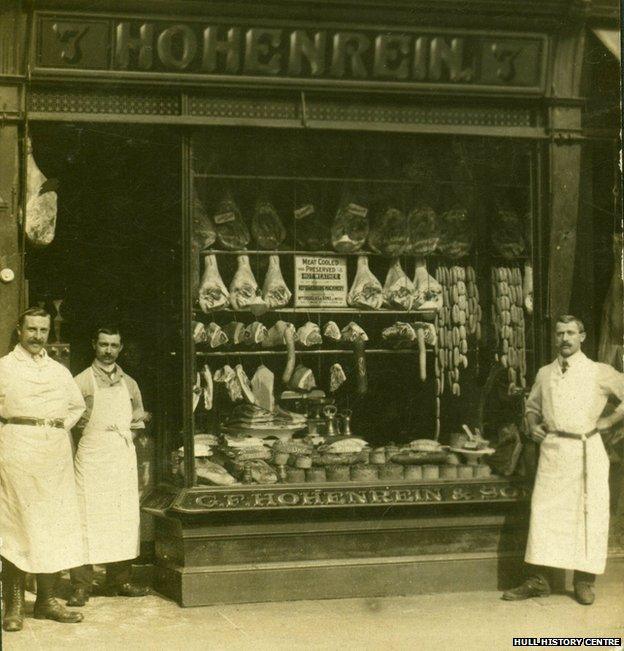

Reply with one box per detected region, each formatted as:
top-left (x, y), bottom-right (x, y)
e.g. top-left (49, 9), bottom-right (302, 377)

top-left (529, 423), bottom-right (548, 444)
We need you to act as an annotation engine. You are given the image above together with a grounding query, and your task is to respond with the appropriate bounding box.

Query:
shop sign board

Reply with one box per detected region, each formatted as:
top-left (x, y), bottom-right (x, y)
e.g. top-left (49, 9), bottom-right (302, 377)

top-left (294, 255), bottom-right (348, 308)
top-left (171, 479), bottom-right (530, 513)
top-left (33, 12), bottom-right (547, 93)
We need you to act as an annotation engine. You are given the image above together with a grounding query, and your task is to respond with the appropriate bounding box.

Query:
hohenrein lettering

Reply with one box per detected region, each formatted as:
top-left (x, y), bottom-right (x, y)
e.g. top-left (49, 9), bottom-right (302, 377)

top-left (192, 483), bottom-right (528, 510)
top-left (113, 22), bottom-right (477, 82)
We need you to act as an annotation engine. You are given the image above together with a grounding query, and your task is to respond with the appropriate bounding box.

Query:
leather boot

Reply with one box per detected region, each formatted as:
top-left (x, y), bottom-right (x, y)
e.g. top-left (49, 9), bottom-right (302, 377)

top-left (34, 573), bottom-right (83, 623)
top-left (2, 561), bottom-right (25, 632)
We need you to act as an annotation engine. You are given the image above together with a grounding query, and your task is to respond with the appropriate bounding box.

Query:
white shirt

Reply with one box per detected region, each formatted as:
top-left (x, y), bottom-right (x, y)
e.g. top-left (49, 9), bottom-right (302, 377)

top-left (0, 344), bottom-right (85, 430)
top-left (526, 350), bottom-right (624, 434)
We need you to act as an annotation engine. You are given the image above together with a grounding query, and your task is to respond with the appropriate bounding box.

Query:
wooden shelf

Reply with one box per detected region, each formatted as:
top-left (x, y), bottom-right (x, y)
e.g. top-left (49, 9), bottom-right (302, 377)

top-left (194, 307), bottom-right (438, 316)
top-left (195, 348), bottom-right (433, 356)
top-left (193, 173), bottom-right (529, 190)
top-left (200, 249), bottom-right (474, 261)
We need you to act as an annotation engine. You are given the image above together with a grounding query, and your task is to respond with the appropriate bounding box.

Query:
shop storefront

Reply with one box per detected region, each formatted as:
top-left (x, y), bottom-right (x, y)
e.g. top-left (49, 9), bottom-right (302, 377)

top-left (0, 0), bottom-right (621, 606)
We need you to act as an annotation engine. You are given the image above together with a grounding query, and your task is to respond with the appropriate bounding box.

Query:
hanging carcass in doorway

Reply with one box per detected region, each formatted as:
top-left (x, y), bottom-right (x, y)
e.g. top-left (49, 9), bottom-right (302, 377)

top-left (23, 137), bottom-right (58, 247)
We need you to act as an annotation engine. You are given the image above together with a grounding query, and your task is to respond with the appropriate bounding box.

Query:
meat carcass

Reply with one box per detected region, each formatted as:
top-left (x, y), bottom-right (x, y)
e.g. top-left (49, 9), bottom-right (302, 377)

top-left (229, 255), bottom-right (268, 315)
top-left (251, 197), bottom-right (287, 250)
top-left (213, 189), bottom-right (250, 250)
top-left (293, 186), bottom-right (330, 250)
top-left (198, 254), bottom-right (230, 312)
top-left (202, 364), bottom-right (214, 411)
top-left (262, 255), bottom-right (292, 309)
top-left (413, 259), bottom-right (443, 310)
top-left (332, 191), bottom-right (369, 253)
top-left (329, 364), bottom-right (347, 393)
top-left (323, 321), bottom-right (341, 342)
top-left (491, 207), bottom-right (526, 258)
top-left (223, 321), bottom-right (245, 345)
top-left (406, 205), bottom-right (440, 256)
top-left (262, 321), bottom-right (297, 383)
top-left (243, 321), bottom-right (268, 346)
top-left (205, 323), bottom-right (228, 348)
top-left (25, 138), bottom-right (58, 248)
top-left (251, 365), bottom-right (275, 412)
top-left (347, 256), bottom-right (383, 310)
top-left (296, 322), bottom-right (323, 347)
top-left (383, 259), bottom-right (417, 310)
top-left (437, 206), bottom-right (473, 259)
top-left (368, 205), bottom-right (408, 256)
top-left (192, 186), bottom-right (217, 249)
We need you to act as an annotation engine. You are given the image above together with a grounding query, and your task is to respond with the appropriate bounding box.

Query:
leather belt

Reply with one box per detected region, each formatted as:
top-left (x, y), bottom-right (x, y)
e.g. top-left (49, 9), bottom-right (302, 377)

top-left (0, 416), bottom-right (65, 429)
top-left (553, 429), bottom-right (598, 440)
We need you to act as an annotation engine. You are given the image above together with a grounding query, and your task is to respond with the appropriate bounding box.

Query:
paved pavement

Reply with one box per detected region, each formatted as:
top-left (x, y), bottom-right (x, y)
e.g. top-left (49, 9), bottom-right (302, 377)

top-left (3, 575), bottom-right (623, 651)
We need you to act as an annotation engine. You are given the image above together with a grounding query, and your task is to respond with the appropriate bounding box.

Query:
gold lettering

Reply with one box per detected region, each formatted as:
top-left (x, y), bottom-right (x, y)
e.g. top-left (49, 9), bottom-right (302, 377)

top-left (373, 34), bottom-right (409, 79)
top-left (202, 26), bottom-right (240, 73)
top-left (346, 491), bottom-right (367, 505)
top-left (325, 491), bottom-right (346, 505)
top-left (157, 24), bottom-right (197, 70)
top-left (288, 30), bottom-right (326, 76)
top-left (253, 493), bottom-right (277, 507)
top-left (244, 28), bottom-right (282, 75)
top-left (225, 494), bottom-right (246, 508)
top-left (277, 492), bottom-right (300, 506)
top-left (479, 486), bottom-right (498, 500)
top-left (413, 36), bottom-right (428, 80)
top-left (499, 485), bottom-right (519, 499)
top-left (195, 495), bottom-right (219, 508)
top-left (369, 490), bottom-right (393, 503)
top-left (302, 490), bottom-right (323, 506)
top-left (115, 22), bottom-right (154, 70)
top-left (423, 488), bottom-right (443, 502)
top-left (392, 490), bottom-right (414, 503)
top-left (429, 37), bottom-right (473, 82)
top-left (330, 32), bottom-right (370, 78)
top-left (451, 487), bottom-right (473, 501)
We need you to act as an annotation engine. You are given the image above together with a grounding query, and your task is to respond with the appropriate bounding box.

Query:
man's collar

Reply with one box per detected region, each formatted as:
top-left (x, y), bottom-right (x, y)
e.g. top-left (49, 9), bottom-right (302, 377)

top-left (13, 343), bottom-right (48, 362)
top-left (92, 360), bottom-right (124, 377)
top-left (556, 349), bottom-right (585, 369)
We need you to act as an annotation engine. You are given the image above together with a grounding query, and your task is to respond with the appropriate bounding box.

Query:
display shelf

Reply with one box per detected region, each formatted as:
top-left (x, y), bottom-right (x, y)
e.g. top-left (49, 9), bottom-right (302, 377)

top-left (193, 173), bottom-right (529, 190)
top-left (193, 307), bottom-right (438, 316)
top-left (200, 248), bottom-right (474, 261)
top-left (195, 348), bottom-right (434, 356)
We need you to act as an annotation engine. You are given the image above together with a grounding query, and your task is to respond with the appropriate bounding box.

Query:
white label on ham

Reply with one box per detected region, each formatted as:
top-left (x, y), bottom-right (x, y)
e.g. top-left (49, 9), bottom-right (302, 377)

top-left (294, 204), bottom-right (315, 220)
top-left (347, 203), bottom-right (368, 218)
top-left (214, 211), bottom-right (237, 224)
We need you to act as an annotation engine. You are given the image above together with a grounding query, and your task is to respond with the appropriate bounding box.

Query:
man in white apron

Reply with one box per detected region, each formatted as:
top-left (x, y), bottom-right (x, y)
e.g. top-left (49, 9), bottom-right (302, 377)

top-left (0, 308), bottom-right (86, 632)
top-left (503, 315), bottom-right (624, 605)
top-left (67, 326), bottom-right (148, 607)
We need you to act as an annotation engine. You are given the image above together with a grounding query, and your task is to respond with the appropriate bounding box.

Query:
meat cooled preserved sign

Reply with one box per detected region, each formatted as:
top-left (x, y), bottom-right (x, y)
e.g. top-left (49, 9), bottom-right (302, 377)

top-left (33, 13), bottom-right (547, 92)
top-left (294, 255), bottom-right (348, 308)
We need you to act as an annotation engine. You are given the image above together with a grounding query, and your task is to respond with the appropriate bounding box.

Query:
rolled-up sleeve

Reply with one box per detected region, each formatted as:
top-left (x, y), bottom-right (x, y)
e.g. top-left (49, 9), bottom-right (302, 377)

top-left (525, 368), bottom-right (544, 418)
top-left (64, 373), bottom-right (86, 431)
top-left (126, 376), bottom-right (145, 430)
top-left (598, 364), bottom-right (624, 415)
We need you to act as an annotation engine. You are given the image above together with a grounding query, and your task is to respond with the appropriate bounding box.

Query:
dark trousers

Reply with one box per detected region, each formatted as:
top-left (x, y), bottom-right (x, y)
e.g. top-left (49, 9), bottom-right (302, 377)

top-left (527, 564), bottom-right (595, 586)
top-left (70, 559), bottom-right (133, 591)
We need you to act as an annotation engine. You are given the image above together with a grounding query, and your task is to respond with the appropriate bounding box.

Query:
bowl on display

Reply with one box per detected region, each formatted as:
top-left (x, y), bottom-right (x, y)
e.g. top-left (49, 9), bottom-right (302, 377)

top-left (448, 447), bottom-right (496, 465)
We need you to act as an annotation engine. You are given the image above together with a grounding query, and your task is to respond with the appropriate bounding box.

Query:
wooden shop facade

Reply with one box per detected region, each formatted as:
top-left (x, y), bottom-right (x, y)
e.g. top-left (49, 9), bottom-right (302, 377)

top-left (0, 0), bottom-right (621, 606)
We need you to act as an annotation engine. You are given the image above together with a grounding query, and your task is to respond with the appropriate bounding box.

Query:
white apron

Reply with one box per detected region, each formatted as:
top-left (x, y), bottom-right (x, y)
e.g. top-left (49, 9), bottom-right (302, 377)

top-left (0, 368), bottom-right (84, 573)
top-left (525, 362), bottom-right (610, 574)
top-left (74, 369), bottom-right (140, 565)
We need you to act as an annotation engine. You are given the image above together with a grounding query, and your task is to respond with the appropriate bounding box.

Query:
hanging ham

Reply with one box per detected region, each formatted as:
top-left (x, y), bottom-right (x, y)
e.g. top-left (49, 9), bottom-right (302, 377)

top-left (406, 205), bottom-right (440, 257)
top-left (437, 205), bottom-right (473, 259)
top-left (213, 189), bottom-right (250, 250)
top-left (368, 204), bottom-right (408, 257)
top-left (192, 185), bottom-right (217, 249)
top-left (262, 255), bottom-right (292, 309)
top-left (413, 259), bottom-right (443, 310)
top-left (293, 186), bottom-right (330, 250)
top-left (491, 206), bottom-right (526, 258)
top-left (198, 254), bottom-right (230, 312)
top-left (251, 196), bottom-right (287, 250)
top-left (229, 255), bottom-right (268, 315)
top-left (331, 186), bottom-right (369, 253)
top-left (347, 256), bottom-right (383, 310)
top-left (383, 259), bottom-right (417, 310)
